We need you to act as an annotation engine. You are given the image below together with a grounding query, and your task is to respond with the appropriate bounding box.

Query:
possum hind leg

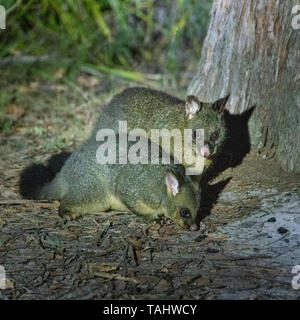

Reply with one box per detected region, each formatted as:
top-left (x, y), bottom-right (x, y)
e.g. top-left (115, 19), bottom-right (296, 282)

top-left (58, 191), bottom-right (110, 220)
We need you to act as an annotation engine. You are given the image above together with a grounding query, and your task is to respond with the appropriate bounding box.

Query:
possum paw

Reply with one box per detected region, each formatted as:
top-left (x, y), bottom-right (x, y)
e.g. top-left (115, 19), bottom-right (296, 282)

top-left (59, 206), bottom-right (83, 221)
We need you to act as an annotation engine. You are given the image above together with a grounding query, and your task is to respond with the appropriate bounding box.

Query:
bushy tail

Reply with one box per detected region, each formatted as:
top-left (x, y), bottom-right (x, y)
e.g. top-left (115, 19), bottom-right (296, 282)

top-left (19, 152), bottom-right (71, 200)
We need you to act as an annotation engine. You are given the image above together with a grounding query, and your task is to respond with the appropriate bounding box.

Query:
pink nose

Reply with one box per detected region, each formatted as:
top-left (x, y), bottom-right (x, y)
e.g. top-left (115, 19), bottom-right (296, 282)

top-left (190, 224), bottom-right (199, 231)
top-left (200, 144), bottom-right (211, 158)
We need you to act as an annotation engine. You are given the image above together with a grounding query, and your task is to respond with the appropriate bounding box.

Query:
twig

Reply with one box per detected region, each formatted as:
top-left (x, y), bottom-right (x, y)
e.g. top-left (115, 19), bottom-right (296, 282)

top-left (117, 245), bottom-right (129, 269)
top-left (97, 221), bottom-right (113, 246)
top-left (266, 233), bottom-right (290, 246)
top-left (0, 55), bottom-right (69, 66)
top-left (94, 271), bottom-right (138, 284)
top-left (0, 199), bottom-right (53, 206)
top-left (6, 0), bottom-right (22, 15)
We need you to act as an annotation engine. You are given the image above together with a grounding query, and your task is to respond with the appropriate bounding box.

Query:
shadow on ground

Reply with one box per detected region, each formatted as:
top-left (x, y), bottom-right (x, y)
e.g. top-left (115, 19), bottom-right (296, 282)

top-left (198, 107), bottom-right (255, 222)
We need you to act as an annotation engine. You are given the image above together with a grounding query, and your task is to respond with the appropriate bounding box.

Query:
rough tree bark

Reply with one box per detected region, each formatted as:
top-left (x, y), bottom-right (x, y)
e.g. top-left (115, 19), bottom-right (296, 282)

top-left (188, 0), bottom-right (300, 172)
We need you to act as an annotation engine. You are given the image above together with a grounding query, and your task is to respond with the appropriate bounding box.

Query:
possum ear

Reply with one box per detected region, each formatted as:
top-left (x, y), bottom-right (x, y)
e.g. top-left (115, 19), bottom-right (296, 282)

top-left (212, 94), bottom-right (230, 113)
top-left (185, 95), bottom-right (203, 119)
top-left (165, 172), bottom-right (179, 196)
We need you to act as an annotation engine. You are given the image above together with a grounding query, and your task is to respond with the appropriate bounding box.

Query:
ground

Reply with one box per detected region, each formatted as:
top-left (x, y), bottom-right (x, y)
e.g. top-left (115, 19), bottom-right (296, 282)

top-left (0, 71), bottom-right (299, 299)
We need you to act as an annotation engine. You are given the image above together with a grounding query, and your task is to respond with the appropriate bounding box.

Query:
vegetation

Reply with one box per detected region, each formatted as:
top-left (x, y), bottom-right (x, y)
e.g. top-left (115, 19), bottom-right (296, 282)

top-left (0, 1), bottom-right (211, 133)
top-left (1, 0), bottom-right (211, 74)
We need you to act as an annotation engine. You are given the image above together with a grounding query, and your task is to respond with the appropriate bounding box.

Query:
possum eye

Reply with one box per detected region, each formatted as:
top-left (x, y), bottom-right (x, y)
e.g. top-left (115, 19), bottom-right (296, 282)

top-left (210, 131), bottom-right (219, 141)
top-left (180, 208), bottom-right (191, 218)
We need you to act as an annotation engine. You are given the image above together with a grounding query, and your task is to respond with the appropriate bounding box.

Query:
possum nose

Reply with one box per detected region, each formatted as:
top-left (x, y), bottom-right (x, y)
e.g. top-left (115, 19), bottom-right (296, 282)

top-left (200, 144), bottom-right (211, 158)
top-left (190, 224), bottom-right (199, 231)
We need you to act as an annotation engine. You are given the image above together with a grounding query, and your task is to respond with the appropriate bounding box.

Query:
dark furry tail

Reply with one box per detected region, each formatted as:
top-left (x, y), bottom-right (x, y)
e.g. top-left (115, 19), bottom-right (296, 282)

top-left (19, 152), bottom-right (71, 199)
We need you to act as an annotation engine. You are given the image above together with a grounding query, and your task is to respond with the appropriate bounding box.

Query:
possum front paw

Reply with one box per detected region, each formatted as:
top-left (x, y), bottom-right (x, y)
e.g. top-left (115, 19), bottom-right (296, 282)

top-left (58, 206), bottom-right (83, 221)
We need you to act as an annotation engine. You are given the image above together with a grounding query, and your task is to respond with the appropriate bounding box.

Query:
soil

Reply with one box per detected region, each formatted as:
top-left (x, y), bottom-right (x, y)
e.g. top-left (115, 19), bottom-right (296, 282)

top-left (0, 76), bottom-right (299, 300)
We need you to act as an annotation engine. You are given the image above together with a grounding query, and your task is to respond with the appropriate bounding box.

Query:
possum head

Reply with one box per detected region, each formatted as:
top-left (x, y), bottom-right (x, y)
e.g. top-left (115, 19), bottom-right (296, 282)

top-left (185, 95), bottom-right (229, 160)
top-left (165, 171), bottom-right (200, 231)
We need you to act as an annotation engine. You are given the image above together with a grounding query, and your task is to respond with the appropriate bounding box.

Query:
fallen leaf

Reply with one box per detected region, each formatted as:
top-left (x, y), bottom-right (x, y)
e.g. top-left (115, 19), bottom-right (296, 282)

top-left (156, 279), bottom-right (170, 292)
top-left (6, 104), bottom-right (25, 121)
top-left (158, 224), bottom-right (178, 236)
top-left (55, 68), bottom-right (66, 79)
top-left (33, 201), bottom-right (58, 209)
top-left (150, 223), bottom-right (161, 231)
top-left (29, 81), bottom-right (39, 90)
top-left (49, 280), bottom-right (60, 290)
top-left (161, 263), bottom-right (180, 273)
top-left (77, 75), bottom-right (99, 88)
top-left (194, 276), bottom-right (210, 286)
top-left (45, 251), bottom-right (55, 260)
top-left (5, 279), bottom-right (14, 289)
top-left (89, 263), bottom-right (117, 273)
top-left (0, 218), bottom-right (6, 228)
top-left (205, 232), bottom-right (229, 242)
top-left (94, 272), bottom-right (138, 284)
top-left (138, 275), bottom-right (158, 284)
top-left (124, 235), bottom-right (143, 250)
top-left (183, 274), bottom-right (209, 285)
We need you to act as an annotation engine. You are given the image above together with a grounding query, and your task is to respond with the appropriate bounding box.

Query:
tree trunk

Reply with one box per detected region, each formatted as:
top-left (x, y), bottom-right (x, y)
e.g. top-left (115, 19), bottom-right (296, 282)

top-left (188, 0), bottom-right (300, 172)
